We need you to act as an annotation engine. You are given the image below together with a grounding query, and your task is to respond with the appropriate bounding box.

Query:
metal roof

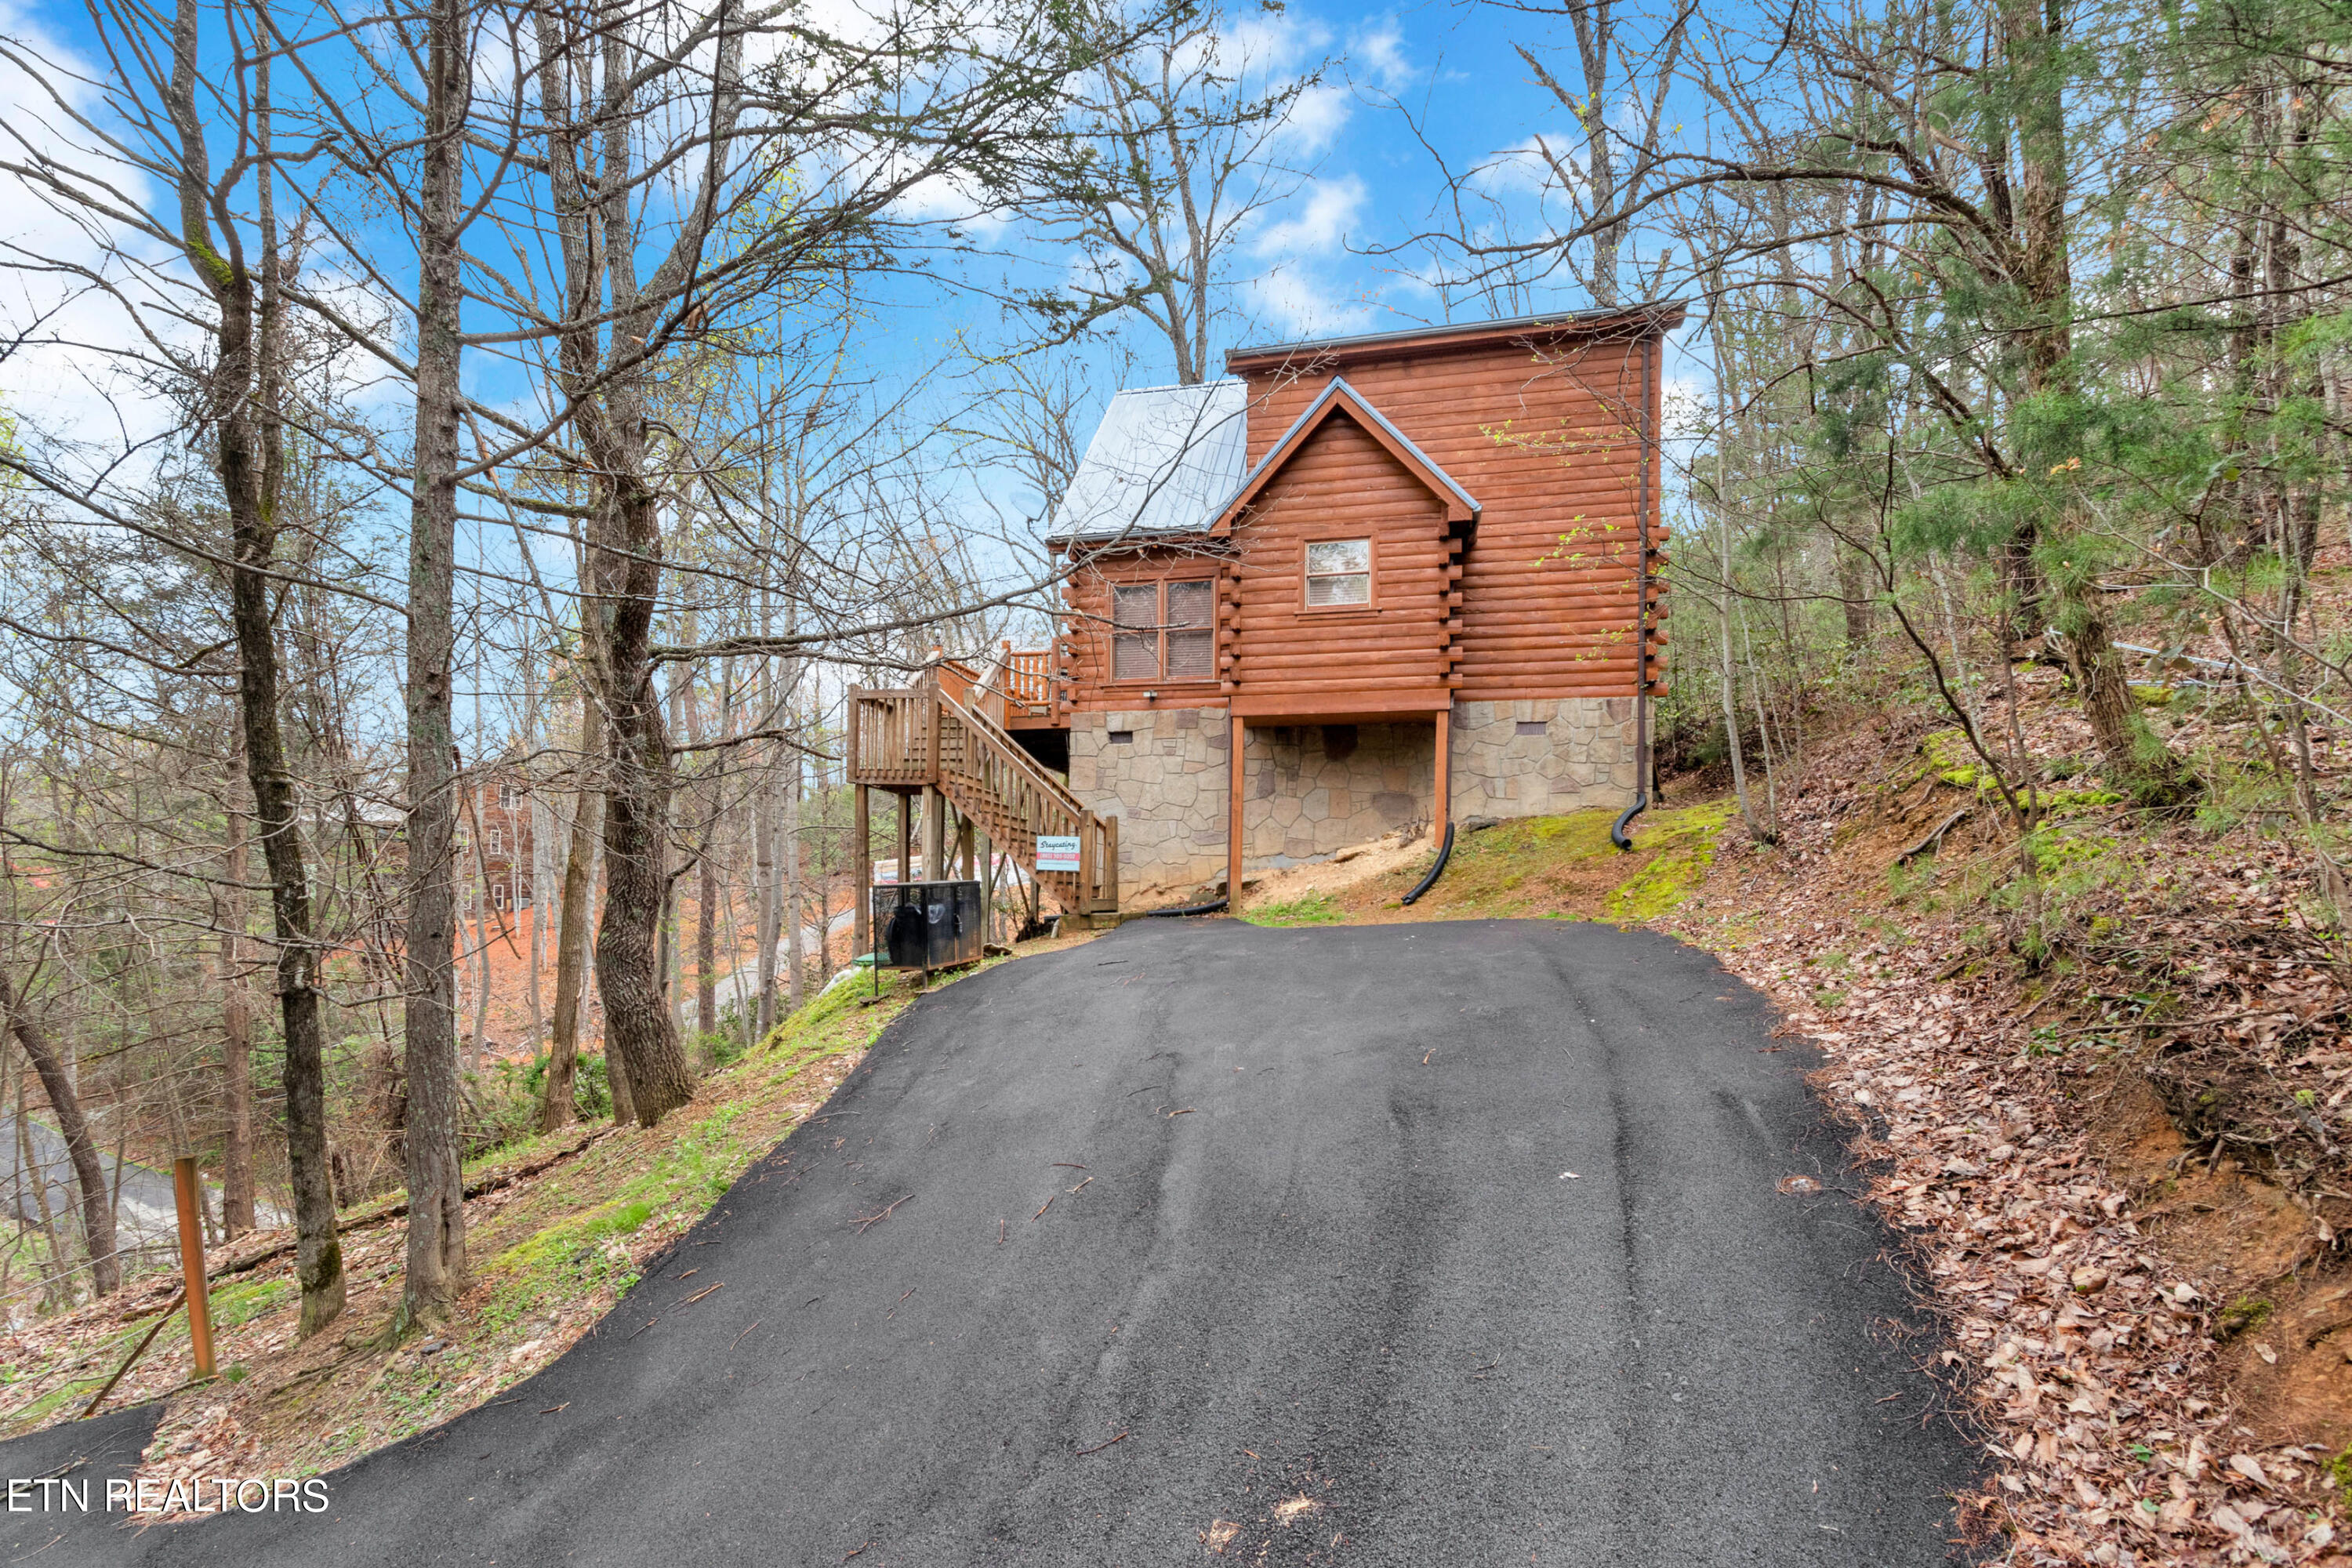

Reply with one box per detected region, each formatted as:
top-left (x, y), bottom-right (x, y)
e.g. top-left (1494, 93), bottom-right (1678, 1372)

top-left (1047, 379), bottom-right (1250, 542)
top-left (1214, 377), bottom-right (1479, 524)
top-left (1225, 300), bottom-right (1686, 367)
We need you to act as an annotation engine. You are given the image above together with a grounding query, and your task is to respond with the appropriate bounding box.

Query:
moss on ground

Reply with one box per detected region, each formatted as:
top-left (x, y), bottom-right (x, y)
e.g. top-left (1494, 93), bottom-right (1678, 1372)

top-left (1605, 800), bottom-right (1739, 920)
top-left (1285, 800), bottom-right (1740, 927)
top-left (1920, 731), bottom-right (2127, 813)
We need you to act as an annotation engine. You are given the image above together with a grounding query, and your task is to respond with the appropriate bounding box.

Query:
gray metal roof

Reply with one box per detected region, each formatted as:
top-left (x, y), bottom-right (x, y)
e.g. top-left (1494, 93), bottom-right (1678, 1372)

top-left (1217, 377), bottom-right (1479, 521)
top-left (1047, 379), bottom-right (1249, 542)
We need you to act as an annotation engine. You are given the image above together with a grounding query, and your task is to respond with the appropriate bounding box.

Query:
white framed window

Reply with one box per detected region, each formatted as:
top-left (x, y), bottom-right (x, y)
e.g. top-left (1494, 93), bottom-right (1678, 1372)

top-left (1305, 538), bottom-right (1371, 607)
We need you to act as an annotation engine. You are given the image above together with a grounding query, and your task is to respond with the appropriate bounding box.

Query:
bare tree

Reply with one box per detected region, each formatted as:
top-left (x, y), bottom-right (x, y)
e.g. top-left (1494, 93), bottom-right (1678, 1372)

top-left (1024, 0), bottom-right (1327, 382)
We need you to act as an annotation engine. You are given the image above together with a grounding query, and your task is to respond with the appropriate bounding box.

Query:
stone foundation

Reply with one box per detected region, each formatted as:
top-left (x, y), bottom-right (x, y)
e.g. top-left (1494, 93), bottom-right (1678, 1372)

top-left (1240, 722), bottom-right (1432, 866)
top-left (1069, 699), bottom-right (1642, 901)
top-left (1069, 709), bottom-right (1231, 896)
top-left (1449, 698), bottom-right (1640, 819)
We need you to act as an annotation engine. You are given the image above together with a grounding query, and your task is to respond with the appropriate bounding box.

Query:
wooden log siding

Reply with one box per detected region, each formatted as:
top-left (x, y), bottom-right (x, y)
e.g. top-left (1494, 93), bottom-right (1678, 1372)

top-left (1220, 410), bottom-right (1459, 715)
top-left (1232, 332), bottom-right (1666, 703)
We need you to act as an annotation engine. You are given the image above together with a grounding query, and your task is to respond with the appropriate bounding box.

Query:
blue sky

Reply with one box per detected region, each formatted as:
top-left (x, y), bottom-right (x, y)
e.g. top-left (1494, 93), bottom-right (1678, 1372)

top-left (0, 0), bottom-right (1708, 740)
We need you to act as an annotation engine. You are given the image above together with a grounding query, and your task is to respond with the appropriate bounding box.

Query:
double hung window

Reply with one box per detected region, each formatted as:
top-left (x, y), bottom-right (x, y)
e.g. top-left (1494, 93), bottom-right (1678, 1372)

top-left (1111, 579), bottom-right (1214, 681)
top-left (1305, 539), bottom-right (1371, 607)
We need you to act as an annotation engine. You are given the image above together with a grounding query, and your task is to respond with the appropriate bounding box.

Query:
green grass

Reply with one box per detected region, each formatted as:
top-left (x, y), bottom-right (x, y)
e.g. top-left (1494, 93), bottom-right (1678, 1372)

top-left (1246, 891), bottom-right (1345, 927)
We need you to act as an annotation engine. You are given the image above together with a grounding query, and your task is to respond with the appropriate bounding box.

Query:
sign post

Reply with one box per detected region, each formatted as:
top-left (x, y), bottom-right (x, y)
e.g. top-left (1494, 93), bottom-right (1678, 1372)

top-left (172, 1157), bottom-right (216, 1379)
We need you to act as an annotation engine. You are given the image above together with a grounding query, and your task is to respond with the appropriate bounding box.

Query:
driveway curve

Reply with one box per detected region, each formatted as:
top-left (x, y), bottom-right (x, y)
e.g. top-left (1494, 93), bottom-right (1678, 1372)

top-left (30, 917), bottom-right (1979, 1566)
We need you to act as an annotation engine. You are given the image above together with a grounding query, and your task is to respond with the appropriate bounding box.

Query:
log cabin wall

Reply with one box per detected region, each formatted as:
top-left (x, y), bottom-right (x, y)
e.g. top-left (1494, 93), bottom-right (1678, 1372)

top-left (1226, 327), bottom-right (1663, 705)
top-left (1055, 544), bottom-right (1230, 716)
top-left (1218, 408), bottom-right (1460, 718)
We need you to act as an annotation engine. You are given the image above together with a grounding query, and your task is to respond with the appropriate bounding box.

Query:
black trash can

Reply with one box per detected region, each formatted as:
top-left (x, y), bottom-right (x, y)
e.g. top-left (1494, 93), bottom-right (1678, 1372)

top-left (869, 880), bottom-right (985, 972)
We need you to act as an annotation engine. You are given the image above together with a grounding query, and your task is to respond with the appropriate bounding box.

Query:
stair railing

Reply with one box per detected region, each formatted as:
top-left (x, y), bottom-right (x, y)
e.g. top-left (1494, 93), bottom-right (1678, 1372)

top-left (935, 689), bottom-right (1116, 913)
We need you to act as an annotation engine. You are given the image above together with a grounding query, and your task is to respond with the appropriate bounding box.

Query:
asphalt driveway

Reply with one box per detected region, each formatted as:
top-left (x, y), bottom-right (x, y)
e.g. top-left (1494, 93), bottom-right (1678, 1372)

top-left (16, 918), bottom-right (1978, 1566)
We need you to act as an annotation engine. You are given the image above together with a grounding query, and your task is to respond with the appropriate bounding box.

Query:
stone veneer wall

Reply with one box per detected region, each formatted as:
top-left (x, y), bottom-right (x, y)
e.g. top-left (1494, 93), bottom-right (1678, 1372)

top-left (1068, 699), bottom-right (1642, 901)
top-left (1240, 722), bottom-right (1432, 866)
top-left (1068, 709), bottom-right (1231, 897)
top-left (1448, 698), bottom-right (1639, 818)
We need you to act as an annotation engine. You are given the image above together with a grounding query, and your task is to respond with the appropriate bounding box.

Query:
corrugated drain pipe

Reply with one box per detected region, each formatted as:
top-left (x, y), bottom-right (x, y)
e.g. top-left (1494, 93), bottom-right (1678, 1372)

top-left (1142, 896), bottom-right (1228, 918)
top-left (1612, 332), bottom-right (1659, 853)
top-left (1400, 822), bottom-right (1457, 906)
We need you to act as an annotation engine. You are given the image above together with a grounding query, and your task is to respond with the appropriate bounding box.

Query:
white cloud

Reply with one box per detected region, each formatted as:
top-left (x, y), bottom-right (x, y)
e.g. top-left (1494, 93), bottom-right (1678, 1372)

top-left (1251, 174), bottom-right (1366, 260)
top-left (1351, 20), bottom-right (1410, 91)
top-left (0, 2), bottom-right (194, 477)
top-left (1470, 133), bottom-right (1583, 201)
top-left (1242, 267), bottom-right (1380, 339)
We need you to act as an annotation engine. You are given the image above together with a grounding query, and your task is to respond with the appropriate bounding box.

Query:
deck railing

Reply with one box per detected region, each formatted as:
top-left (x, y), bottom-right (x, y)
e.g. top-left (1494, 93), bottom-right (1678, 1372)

top-left (1000, 647), bottom-right (1052, 708)
top-left (936, 691), bottom-right (1115, 913)
top-left (848, 687), bottom-right (935, 787)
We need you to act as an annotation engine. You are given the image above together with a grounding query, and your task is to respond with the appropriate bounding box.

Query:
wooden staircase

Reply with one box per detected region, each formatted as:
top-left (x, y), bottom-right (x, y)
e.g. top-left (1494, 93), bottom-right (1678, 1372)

top-left (848, 664), bottom-right (1116, 920)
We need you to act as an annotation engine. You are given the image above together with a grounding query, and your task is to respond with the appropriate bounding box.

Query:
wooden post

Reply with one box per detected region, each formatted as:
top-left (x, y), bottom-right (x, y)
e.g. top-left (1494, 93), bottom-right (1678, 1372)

top-left (1226, 713), bottom-right (1246, 906)
top-left (955, 812), bottom-right (975, 880)
top-left (926, 672), bottom-right (942, 783)
top-left (850, 691), bottom-right (869, 958)
top-left (1102, 815), bottom-right (1119, 913)
top-left (897, 791), bottom-right (913, 886)
top-left (922, 785), bottom-right (946, 883)
top-left (1433, 706), bottom-right (1453, 831)
top-left (852, 783), bottom-right (870, 956)
top-left (172, 1156), bottom-right (215, 1380)
top-left (977, 824), bottom-right (996, 944)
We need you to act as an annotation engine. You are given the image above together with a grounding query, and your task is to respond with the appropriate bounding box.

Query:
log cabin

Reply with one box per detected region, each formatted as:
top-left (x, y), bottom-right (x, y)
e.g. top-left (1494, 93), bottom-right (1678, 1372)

top-left (845, 304), bottom-right (1679, 931)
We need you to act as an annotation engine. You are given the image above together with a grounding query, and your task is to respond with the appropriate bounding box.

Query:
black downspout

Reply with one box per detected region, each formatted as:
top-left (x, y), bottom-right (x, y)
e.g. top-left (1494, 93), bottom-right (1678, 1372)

top-left (1399, 821), bottom-right (1456, 906)
top-left (1612, 332), bottom-right (1657, 853)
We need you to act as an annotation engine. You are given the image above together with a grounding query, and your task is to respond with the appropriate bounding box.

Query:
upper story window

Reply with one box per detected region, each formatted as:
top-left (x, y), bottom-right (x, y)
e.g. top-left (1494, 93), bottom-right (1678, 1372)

top-left (1305, 538), bottom-right (1371, 607)
top-left (1111, 579), bottom-right (1215, 681)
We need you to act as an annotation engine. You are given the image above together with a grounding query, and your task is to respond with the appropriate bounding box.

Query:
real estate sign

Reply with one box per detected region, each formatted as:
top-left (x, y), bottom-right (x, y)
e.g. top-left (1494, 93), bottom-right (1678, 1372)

top-left (1034, 835), bottom-right (1080, 873)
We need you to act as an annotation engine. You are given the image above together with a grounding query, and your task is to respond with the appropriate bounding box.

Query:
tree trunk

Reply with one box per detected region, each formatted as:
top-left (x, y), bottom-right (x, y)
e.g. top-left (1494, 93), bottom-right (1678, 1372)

top-left (543, 694), bottom-right (603, 1130)
top-left (782, 734), bottom-right (805, 1011)
top-left (219, 745), bottom-right (256, 1238)
top-left (2061, 611), bottom-right (2197, 806)
top-left (597, 632), bottom-right (696, 1124)
top-left (401, 0), bottom-right (473, 1324)
top-left (1835, 539), bottom-right (1872, 651)
top-left (162, 0), bottom-right (339, 1331)
top-left (754, 670), bottom-right (779, 1040)
top-left (695, 833), bottom-right (717, 1039)
top-left (0, 970), bottom-right (118, 1296)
